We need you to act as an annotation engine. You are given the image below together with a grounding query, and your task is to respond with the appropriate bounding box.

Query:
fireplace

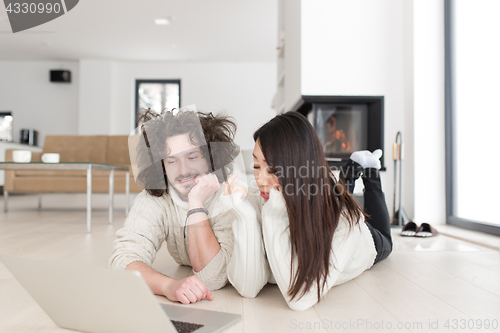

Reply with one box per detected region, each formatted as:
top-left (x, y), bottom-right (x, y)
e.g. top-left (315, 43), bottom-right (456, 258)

top-left (292, 96), bottom-right (385, 170)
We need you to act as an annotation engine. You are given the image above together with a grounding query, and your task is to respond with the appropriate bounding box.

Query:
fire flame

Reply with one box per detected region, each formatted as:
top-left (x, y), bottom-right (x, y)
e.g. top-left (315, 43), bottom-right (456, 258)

top-left (325, 116), bottom-right (352, 153)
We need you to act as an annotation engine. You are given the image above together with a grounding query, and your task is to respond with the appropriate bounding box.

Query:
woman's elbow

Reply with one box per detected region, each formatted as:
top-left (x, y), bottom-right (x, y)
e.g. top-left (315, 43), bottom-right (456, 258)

top-left (286, 298), bottom-right (316, 311)
top-left (228, 277), bottom-right (263, 298)
top-left (238, 288), bottom-right (261, 299)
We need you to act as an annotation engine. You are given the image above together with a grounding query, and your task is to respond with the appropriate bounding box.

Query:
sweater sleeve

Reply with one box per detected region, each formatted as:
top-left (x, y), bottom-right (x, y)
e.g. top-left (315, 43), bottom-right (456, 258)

top-left (109, 191), bottom-right (168, 270)
top-left (221, 191), bottom-right (271, 298)
top-left (192, 200), bottom-right (235, 291)
top-left (261, 189), bottom-right (347, 311)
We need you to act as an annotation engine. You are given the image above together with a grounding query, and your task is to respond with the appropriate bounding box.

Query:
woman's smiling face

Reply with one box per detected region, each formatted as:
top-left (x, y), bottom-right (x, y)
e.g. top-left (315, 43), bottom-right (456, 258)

top-left (253, 140), bottom-right (280, 201)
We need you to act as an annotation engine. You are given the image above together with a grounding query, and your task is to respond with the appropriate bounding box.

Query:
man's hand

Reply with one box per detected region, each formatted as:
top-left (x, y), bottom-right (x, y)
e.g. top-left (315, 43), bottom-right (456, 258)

top-left (126, 261), bottom-right (213, 304)
top-left (223, 173), bottom-right (248, 198)
top-left (188, 173), bottom-right (220, 207)
top-left (164, 275), bottom-right (214, 304)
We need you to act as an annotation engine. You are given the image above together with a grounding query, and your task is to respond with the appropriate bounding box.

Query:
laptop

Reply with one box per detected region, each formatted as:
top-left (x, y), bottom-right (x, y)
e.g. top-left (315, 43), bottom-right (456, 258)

top-left (0, 256), bottom-right (240, 333)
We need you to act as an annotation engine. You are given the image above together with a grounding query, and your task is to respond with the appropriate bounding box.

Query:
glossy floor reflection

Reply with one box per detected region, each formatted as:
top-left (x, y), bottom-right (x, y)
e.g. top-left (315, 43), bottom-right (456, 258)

top-left (392, 229), bottom-right (486, 252)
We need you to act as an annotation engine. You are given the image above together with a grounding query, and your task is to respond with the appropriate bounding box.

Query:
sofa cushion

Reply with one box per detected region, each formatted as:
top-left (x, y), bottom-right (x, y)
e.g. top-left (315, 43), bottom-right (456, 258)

top-left (43, 136), bottom-right (108, 163)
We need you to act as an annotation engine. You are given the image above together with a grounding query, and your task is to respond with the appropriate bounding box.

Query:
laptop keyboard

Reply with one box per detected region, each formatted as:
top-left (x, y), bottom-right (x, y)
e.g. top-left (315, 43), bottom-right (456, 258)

top-left (171, 320), bottom-right (204, 333)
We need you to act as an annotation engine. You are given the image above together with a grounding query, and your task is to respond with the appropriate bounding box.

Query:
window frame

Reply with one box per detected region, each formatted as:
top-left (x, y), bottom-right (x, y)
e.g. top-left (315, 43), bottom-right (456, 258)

top-left (134, 79), bottom-right (181, 129)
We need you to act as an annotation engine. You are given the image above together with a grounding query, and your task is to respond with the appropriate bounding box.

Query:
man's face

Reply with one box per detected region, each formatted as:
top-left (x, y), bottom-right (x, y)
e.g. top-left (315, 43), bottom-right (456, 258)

top-left (163, 133), bottom-right (210, 201)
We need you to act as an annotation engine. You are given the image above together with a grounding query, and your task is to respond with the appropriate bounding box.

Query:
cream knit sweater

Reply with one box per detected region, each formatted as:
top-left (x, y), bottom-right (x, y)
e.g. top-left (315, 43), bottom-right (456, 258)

top-left (223, 186), bottom-right (377, 311)
top-left (109, 186), bottom-right (234, 291)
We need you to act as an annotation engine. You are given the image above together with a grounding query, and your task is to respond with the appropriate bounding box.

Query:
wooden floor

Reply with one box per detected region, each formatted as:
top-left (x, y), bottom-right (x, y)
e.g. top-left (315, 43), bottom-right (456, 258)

top-left (1, 193), bottom-right (499, 333)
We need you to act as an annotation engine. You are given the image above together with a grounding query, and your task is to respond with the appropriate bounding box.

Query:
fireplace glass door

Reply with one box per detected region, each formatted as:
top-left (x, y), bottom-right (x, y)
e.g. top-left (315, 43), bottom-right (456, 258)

top-left (312, 104), bottom-right (368, 161)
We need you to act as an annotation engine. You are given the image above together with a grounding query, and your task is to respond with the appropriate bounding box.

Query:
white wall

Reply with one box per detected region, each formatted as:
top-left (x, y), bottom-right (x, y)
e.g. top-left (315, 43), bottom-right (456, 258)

top-left (109, 61), bottom-right (277, 150)
top-left (295, 0), bottom-right (446, 224)
top-left (283, 0), bottom-right (302, 110)
top-left (78, 60), bottom-right (115, 135)
top-left (403, 0), bottom-right (415, 225)
top-left (0, 60), bottom-right (276, 151)
top-left (299, 0), bottom-right (412, 218)
top-left (0, 60), bottom-right (79, 146)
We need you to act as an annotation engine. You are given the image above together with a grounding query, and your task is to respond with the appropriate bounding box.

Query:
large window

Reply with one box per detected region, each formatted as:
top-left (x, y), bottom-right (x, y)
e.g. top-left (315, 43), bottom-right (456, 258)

top-left (445, 0), bottom-right (500, 235)
top-left (135, 80), bottom-right (181, 128)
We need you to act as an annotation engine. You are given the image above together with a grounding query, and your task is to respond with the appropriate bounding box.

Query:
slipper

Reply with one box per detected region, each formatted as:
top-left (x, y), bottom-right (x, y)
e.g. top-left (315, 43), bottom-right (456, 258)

top-left (415, 223), bottom-right (439, 237)
top-left (401, 221), bottom-right (418, 237)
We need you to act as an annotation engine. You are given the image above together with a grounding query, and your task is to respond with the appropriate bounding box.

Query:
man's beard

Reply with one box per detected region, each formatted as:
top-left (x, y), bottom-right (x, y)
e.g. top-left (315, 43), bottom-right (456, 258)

top-left (171, 173), bottom-right (199, 201)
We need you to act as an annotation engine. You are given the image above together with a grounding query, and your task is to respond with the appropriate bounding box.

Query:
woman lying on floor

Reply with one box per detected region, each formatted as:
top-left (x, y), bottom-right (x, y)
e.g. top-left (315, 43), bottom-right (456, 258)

top-left (221, 111), bottom-right (393, 311)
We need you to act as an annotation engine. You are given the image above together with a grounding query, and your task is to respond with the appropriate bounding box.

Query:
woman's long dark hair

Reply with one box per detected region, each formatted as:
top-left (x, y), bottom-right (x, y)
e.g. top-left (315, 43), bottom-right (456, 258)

top-left (254, 111), bottom-right (363, 302)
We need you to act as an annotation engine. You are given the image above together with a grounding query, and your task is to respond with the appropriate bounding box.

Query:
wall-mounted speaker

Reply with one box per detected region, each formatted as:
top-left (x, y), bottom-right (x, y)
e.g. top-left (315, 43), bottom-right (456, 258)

top-left (50, 70), bottom-right (71, 83)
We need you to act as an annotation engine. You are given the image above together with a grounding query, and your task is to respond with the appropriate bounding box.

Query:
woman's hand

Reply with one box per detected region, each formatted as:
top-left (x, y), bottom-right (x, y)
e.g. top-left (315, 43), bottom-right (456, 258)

top-left (164, 275), bottom-right (214, 304)
top-left (223, 173), bottom-right (248, 198)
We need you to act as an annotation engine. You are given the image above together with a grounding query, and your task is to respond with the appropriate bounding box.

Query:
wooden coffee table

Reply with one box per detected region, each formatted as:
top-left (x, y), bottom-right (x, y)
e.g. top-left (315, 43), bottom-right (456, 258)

top-left (0, 162), bottom-right (130, 233)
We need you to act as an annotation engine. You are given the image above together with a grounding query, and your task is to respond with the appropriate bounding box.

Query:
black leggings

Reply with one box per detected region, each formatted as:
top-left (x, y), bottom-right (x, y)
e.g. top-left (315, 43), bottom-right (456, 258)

top-left (342, 160), bottom-right (393, 264)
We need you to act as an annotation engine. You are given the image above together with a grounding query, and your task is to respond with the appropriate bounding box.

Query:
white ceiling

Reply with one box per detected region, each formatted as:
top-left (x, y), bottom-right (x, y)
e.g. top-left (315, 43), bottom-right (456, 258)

top-left (0, 0), bottom-right (278, 62)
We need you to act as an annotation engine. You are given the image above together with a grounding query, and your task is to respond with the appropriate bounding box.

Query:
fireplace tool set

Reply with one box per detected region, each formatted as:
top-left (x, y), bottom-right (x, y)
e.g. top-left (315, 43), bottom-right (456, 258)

top-left (392, 131), bottom-right (410, 227)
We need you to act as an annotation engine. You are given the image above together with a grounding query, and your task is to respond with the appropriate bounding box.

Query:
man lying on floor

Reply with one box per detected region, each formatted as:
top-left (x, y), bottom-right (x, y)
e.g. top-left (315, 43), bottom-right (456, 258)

top-left (109, 107), bottom-right (239, 304)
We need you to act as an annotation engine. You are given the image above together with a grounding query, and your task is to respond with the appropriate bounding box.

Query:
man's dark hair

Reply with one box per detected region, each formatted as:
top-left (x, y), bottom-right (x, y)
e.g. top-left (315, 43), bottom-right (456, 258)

top-left (135, 108), bottom-right (238, 197)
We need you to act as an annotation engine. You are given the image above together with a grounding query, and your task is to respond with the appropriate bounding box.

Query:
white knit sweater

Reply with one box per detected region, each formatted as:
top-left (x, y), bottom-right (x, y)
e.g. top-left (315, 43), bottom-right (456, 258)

top-left (222, 187), bottom-right (377, 311)
top-left (109, 186), bottom-right (234, 291)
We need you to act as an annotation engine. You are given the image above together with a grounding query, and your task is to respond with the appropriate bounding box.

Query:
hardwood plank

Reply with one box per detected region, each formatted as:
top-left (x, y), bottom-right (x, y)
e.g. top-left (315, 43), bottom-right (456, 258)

top-left (314, 279), bottom-right (412, 333)
top-left (380, 252), bottom-right (457, 281)
top-left (410, 278), bottom-right (500, 333)
top-left (355, 262), bottom-right (478, 333)
top-left (414, 252), bottom-right (500, 297)
top-left (242, 284), bottom-right (328, 332)
top-left (448, 251), bottom-right (500, 273)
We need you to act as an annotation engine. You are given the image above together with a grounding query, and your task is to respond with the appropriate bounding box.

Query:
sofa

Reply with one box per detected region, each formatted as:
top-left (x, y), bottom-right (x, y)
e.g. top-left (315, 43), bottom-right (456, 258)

top-left (5, 135), bottom-right (142, 194)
